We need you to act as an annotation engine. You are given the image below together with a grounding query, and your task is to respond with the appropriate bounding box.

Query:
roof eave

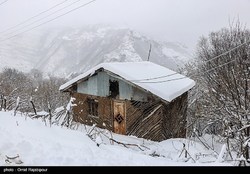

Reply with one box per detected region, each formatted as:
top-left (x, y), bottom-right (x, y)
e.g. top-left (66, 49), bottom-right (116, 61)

top-left (59, 67), bottom-right (105, 92)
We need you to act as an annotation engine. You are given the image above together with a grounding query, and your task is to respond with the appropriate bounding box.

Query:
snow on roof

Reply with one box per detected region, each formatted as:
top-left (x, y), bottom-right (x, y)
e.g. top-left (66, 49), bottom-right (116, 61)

top-left (59, 61), bottom-right (195, 102)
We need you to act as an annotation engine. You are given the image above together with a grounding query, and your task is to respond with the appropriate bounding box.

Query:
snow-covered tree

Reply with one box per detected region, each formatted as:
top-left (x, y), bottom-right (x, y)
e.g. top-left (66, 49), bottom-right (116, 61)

top-left (0, 68), bottom-right (33, 112)
top-left (191, 22), bottom-right (250, 163)
top-left (0, 68), bottom-right (69, 113)
top-left (31, 75), bottom-right (69, 112)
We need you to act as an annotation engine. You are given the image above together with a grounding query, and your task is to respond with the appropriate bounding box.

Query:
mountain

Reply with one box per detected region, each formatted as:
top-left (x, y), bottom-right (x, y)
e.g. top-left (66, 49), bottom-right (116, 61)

top-left (0, 25), bottom-right (192, 77)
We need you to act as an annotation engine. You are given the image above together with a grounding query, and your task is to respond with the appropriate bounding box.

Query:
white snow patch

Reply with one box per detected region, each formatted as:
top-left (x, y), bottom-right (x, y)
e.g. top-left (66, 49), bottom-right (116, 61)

top-left (216, 144), bottom-right (227, 163)
top-left (36, 111), bottom-right (48, 115)
top-left (0, 111), bottom-right (232, 166)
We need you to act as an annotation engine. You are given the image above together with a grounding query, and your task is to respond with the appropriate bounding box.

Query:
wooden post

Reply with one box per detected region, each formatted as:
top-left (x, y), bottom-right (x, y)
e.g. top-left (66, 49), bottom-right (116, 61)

top-left (3, 97), bottom-right (6, 111)
top-left (48, 102), bottom-right (52, 127)
top-left (147, 43), bottom-right (152, 61)
top-left (0, 95), bottom-right (2, 110)
top-left (30, 100), bottom-right (37, 115)
top-left (245, 127), bottom-right (250, 162)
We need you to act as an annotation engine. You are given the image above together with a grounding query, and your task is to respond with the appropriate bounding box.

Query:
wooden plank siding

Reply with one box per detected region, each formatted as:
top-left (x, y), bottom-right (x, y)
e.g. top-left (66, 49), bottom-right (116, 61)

top-left (162, 92), bottom-right (188, 139)
top-left (71, 91), bottom-right (188, 142)
top-left (72, 92), bottom-right (113, 131)
top-left (125, 99), bottom-right (164, 141)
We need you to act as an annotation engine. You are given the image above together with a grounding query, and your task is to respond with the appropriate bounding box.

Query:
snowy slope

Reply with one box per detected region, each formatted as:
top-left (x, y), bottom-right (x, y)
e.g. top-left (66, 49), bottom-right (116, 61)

top-left (0, 25), bottom-right (192, 77)
top-left (0, 111), bottom-right (232, 166)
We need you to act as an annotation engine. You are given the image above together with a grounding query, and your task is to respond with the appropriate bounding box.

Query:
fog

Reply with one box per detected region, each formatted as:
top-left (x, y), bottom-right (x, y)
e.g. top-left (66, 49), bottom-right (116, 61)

top-left (0, 0), bottom-right (250, 50)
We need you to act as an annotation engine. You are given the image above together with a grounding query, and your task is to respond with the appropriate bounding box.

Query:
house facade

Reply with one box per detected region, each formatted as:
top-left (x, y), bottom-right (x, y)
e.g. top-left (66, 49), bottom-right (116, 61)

top-left (60, 61), bottom-right (195, 141)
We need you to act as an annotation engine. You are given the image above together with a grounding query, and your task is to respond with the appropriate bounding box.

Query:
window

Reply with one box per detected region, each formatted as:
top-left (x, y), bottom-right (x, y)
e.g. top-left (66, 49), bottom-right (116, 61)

top-left (109, 80), bottom-right (119, 98)
top-left (87, 98), bottom-right (98, 117)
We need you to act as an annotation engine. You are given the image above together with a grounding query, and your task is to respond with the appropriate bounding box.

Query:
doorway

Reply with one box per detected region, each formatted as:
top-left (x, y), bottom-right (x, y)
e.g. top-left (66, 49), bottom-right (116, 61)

top-left (113, 100), bottom-right (126, 135)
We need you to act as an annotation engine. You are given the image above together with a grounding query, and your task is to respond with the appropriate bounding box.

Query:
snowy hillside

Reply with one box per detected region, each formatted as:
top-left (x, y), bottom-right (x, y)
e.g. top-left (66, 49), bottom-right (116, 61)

top-left (0, 25), bottom-right (191, 77)
top-left (0, 111), bottom-right (232, 166)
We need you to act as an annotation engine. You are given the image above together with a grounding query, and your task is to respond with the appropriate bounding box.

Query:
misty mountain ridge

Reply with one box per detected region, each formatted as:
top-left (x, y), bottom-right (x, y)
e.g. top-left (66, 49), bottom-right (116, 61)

top-left (0, 25), bottom-right (192, 77)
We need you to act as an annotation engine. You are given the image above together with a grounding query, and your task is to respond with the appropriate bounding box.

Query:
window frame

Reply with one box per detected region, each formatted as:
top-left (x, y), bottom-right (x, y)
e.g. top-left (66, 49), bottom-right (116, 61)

top-left (87, 98), bottom-right (99, 117)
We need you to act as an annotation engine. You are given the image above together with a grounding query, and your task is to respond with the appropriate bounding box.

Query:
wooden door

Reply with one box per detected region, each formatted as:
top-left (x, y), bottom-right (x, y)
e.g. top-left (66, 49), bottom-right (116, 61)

top-left (113, 100), bottom-right (126, 135)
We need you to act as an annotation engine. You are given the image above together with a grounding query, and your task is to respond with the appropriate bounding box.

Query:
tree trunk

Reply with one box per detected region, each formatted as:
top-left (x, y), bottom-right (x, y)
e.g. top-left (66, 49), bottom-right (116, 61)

top-left (30, 100), bottom-right (37, 115)
top-left (245, 127), bottom-right (250, 162)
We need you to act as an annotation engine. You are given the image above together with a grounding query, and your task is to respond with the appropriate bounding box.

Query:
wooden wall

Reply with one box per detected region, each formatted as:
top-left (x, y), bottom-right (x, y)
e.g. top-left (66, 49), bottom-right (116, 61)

top-left (72, 92), bottom-right (113, 130)
top-left (162, 92), bottom-right (188, 139)
top-left (125, 99), bottom-right (164, 141)
top-left (125, 92), bottom-right (188, 141)
top-left (71, 91), bottom-right (188, 142)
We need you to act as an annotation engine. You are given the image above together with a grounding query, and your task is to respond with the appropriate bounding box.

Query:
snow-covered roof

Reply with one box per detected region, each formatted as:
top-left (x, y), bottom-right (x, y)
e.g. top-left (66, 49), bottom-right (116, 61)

top-left (59, 61), bottom-right (195, 102)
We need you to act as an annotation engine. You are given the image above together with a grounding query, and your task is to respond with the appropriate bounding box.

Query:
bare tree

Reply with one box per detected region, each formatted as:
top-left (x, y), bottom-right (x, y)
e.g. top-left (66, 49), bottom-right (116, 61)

top-left (0, 68), bottom-right (69, 114)
top-left (193, 21), bottom-right (250, 163)
top-left (0, 68), bottom-right (33, 112)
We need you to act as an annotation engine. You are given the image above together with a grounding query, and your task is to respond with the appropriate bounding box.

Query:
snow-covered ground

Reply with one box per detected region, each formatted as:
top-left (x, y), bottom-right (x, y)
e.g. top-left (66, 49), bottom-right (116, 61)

top-left (0, 111), bottom-right (232, 166)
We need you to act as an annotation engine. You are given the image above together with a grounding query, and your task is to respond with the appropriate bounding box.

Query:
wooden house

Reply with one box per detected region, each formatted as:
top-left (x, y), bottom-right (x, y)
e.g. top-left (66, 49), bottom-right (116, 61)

top-left (60, 61), bottom-right (195, 141)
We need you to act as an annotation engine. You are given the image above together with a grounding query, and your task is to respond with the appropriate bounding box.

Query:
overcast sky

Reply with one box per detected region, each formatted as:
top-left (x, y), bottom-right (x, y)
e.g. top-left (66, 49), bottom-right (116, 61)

top-left (0, 0), bottom-right (250, 50)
